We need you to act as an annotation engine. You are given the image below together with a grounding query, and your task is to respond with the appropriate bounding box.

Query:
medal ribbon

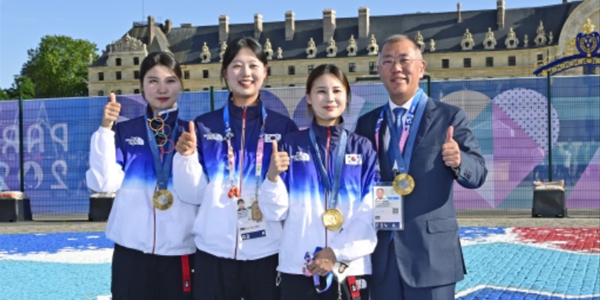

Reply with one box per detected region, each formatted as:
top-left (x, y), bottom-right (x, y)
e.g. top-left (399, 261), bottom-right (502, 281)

top-left (375, 89), bottom-right (426, 175)
top-left (223, 101), bottom-right (268, 196)
top-left (145, 109), bottom-right (179, 191)
top-left (309, 126), bottom-right (347, 211)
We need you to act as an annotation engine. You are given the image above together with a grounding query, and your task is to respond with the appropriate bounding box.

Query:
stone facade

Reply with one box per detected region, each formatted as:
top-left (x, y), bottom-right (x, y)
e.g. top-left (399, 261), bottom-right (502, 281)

top-left (87, 1), bottom-right (600, 96)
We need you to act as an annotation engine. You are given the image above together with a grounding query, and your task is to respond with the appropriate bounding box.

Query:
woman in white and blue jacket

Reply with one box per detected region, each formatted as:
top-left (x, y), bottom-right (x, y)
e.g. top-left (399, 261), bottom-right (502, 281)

top-left (172, 37), bottom-right (298, 300)
top-left (86, 52), bottom-right (196, 299)
top-left (260, 64), bottom-right (378, 300)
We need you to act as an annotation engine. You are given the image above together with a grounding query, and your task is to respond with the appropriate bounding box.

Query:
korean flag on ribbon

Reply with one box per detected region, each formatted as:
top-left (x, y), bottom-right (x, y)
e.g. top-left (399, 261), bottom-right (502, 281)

top-left (345, 154), bottom-right (362, 165)
top-left (264, 134), bottom-right (281, 143)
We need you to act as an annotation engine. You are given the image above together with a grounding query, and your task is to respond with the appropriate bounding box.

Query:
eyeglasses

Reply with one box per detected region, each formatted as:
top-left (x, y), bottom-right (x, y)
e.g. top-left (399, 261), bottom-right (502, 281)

top-left (379, 58), bottom-right (421, 69)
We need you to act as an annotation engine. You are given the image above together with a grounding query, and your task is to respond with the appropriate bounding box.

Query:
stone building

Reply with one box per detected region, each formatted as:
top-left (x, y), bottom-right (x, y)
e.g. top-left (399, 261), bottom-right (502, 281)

top-left (87, 0), bottom-right (599, 96)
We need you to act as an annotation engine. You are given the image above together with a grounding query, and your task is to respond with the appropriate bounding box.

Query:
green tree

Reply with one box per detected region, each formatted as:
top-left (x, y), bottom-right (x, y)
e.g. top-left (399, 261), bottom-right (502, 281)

top-left (5, 76), bottom-right (36, 100)
top-left (22, 35), bottom-right (98, 98)
top-left (0, 88), bottom-right (9, 100)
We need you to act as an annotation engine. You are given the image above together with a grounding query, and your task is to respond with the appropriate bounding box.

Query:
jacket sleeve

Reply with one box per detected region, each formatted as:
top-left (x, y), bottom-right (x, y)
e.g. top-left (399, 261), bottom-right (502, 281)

top-left (329, 141), bottom-right (378, 263)
top-left (451, 109), bottom-right (487, 189)
top-left (86, 126), bottom-right (125, 193)
top-left (258, 138), bottom-right (291, 221)
top-left (172, 151), bottom-right (208, 205)
top-left (258, 176), bottom-right (289, 221)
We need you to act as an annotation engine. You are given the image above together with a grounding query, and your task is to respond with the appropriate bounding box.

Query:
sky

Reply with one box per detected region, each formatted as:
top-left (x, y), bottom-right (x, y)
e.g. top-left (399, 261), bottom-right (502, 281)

top-left (0, 0), bottom-right (567, 88)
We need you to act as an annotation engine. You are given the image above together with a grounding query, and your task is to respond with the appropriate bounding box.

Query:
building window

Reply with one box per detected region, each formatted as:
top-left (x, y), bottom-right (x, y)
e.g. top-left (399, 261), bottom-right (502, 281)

top-left (203, 87), bottom-right (209, 91)
top-left (486, 57), bottom-right (494, 67)
top-left (442, 59), bottom-right (450, 69)
top-left (203, 70), bottom-right (209, 78)
top-left (134, 71), bottom-right (140, 80)
top-left (463, 58), bottom-right (471, 68)
top-left (537, 54), bottom-right (544, 64)
top-left (98, 72), bottom-right (104, 81)
top-left (133, 57), bottom-right (139, 65)
top-left (222, 87), bottom-right (228, 90)
top-left (98, 90), bottom-right (104, 96)
top-left (288, 66), bottom-right (295, 75)
top-left (289, 84), bottom-right (295, 87)
top-left (265, 85), bottom-right (271, 88)
top-left (134, 89), bottom-right (140, 94)
top-left (308, 65), bottom-right (314, 73)
top-left (184, 71), bottom-right (190, 79)
top-left (116, 71), bottom-right (122, 80)
top-left (115, 58), bottom-right (121, 66)
top-left (115, 89), bottom-right (122, 95)
top-left (349, 63), bottom-right (356, 73)
top-left (369, 62), bottom-right (377, 74)
top-left (267, 67), bottom-right (271, 76)
top-left (508, 56), bottom-right (516, 66)
top-left (184, 89), bottom-right (190, 92)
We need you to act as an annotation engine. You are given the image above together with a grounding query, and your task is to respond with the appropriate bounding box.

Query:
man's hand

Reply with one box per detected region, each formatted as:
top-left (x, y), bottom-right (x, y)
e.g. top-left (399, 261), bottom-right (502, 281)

top-left (442, 126), bottom-right (461, 168)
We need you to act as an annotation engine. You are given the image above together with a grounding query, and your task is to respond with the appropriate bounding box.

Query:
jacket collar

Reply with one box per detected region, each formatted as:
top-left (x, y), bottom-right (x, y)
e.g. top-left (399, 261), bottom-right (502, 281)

top-left (227, 93), bottom-right (263, 120)
top-left (311, 117), bottom-right (345, 140)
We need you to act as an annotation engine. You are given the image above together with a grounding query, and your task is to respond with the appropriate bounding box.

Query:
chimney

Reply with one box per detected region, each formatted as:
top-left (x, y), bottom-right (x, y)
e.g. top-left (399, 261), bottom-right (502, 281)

top-left (457, 3), bottom-right (462, 23)
top-left (285, 11), bottom-right (295, 41)
top-left (165, 19), bottom-right (172, 34)
top-left (254, 14), bottom-right (263, 40)
top-left (358, 7), bottom-right (370, 38)
top-left (323, 9), bottom-right (336, 43)
top-left (219, 15), bottom-right (229, 43)
top-left (497, 0), bottom-right (505, 29)
top-left (148, 15), bottom-right (155, 45)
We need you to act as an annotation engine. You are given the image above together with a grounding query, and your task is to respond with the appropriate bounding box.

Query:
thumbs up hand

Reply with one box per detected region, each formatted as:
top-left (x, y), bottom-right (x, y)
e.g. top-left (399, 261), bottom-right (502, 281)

top-left (101, 93), bottom-right (121, 129)
top-left (442, 126), bottom-right (461, 168)
top-left (266, 140), bottom-right (290, 182)
top-left (175, 121), bottom-right (197, 157)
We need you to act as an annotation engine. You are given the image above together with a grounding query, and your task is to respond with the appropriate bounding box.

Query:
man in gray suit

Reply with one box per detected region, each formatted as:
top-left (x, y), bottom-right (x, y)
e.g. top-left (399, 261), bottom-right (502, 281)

top-left (355, 35), bottom-right (487, 299)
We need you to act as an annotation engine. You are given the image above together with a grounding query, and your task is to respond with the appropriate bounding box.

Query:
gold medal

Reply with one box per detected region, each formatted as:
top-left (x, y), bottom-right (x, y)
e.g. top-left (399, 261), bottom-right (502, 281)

top-left (393, 173), bottom-right (415, 196)
top-left (322, 209), bottom-right (344, 231)
top-left (153, 190), bottom-right (173, 210)
top-left (251, 201), bottom-right (263, 222)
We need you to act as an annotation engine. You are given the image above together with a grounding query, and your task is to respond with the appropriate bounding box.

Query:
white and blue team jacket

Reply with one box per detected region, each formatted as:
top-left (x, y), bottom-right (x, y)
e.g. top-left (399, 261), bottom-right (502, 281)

top-left (259, 120), bottom-right (378, 276)
top-left (86, 108), bottom-right (198, 256)
top-left (173, 100), bottom-right (299, 260)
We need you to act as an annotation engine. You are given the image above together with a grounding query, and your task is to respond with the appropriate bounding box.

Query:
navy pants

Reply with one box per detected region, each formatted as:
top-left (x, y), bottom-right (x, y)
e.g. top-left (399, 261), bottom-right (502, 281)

top-left (193, 249), bottom-right (280, 300)
top-left (111, 243), bottom-right (194, 300)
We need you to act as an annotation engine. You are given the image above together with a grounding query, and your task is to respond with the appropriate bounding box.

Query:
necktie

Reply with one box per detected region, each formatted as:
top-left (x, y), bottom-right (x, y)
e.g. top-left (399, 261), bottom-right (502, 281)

top-left (393, 107), bottom-right (407, 152)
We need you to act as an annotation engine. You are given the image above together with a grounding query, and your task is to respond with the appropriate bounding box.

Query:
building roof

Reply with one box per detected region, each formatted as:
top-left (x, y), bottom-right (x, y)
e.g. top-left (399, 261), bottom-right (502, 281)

top-left (91, 1), bottom-right (582, 67)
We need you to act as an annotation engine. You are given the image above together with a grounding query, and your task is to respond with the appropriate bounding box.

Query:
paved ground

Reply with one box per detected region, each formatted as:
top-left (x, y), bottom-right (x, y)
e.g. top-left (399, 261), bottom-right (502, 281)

top-left (0, 216), bottom-right (598, 234)
top-left (0, 217), bottom-right (598, 299)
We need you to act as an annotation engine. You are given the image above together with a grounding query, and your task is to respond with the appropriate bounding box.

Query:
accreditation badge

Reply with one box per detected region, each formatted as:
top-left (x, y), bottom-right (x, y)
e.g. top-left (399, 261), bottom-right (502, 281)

top-left (235, 193), bottom-right (268, 240)
top-left (373, 184), bottom-right (404, 230)
top-left (153, 190), bottom-right (173, 210)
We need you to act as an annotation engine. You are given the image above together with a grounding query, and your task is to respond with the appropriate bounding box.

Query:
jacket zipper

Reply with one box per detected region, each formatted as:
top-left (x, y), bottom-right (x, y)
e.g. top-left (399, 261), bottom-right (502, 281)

top-left (234, 106), bottom-right (247, 259)
top-left (324, 127), bottom-right (331, 248)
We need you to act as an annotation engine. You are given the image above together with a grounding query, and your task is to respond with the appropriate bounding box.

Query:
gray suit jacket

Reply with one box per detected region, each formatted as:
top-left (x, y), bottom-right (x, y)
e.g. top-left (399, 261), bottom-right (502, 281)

top-left (355, 94), bottom-right (487, 288)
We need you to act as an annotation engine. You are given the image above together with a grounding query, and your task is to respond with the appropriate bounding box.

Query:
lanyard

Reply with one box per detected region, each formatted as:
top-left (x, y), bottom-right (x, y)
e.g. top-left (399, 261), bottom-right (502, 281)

top-left (223, 102), bottom-right (268, 195)
top-left (145, 110), bottom-right (179, 190)
top-left (309, 125), bottom-right (347, 211)
top-left (374, 89), bottom-right (425, 175)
